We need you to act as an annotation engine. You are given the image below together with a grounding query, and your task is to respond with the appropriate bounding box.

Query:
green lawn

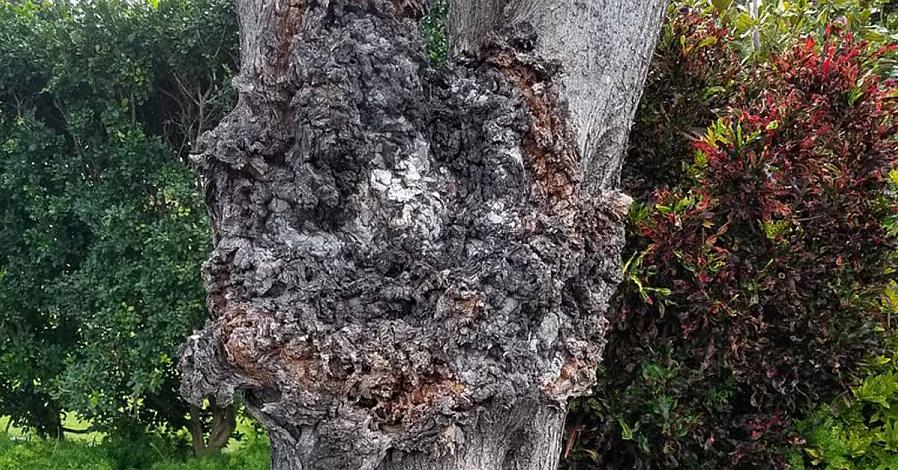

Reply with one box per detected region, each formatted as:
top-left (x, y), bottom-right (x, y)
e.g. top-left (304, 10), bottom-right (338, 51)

top-left (0, 414), bottom-right (269, 469)
top-left (0, 414), bottom-right (105, 442)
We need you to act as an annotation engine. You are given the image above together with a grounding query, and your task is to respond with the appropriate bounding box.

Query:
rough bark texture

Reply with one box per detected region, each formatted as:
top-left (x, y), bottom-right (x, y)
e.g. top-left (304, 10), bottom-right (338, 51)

top-left (179, 1), bottom-right (665, 469)
top-left (449, 0), bottom-right (667, 192)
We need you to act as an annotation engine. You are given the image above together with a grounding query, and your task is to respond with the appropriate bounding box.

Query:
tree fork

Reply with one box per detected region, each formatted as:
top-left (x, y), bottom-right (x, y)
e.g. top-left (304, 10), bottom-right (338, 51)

top-left (179, 0), bottom-right (666, 469)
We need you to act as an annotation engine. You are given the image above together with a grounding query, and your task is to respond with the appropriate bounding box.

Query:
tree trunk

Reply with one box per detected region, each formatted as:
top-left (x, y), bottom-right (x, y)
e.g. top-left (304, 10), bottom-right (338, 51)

top-left (449, 0), bottom-right (668, 192)
top-left (178, 0), bottom-right (665, 469)
top-left (188, 404), bottom-right (237, 457)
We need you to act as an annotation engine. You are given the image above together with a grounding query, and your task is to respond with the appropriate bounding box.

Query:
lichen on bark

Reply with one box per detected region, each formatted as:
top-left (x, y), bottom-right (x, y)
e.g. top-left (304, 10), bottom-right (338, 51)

top-left (178, 0), bottom-right (663, 468)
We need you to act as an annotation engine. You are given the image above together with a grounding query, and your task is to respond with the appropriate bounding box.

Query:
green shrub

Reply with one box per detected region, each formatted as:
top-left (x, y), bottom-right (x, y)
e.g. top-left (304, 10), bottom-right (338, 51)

top-left (146, 430), bottom-right (268, 470)
top-left (791, 331), bottom-right (898, 469)
top-left (223, 433), bottom-right (270, 470)
top-left (0, 0), bottom-right (236, 438)
top-left (99, 431), bottom-right (189, 470)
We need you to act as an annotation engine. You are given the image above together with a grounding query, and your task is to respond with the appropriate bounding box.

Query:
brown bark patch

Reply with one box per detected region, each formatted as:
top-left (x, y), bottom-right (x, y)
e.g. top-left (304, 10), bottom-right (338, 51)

top-left (276, 0), bottom-right (304, 72)
top-left (220, 308), bottom-right (280, 384)
top-left (543, 358), bottom-right (582, 396)
top-left (281, 347), bottom-right (340, 390)
top-left (378, 375), bottom-right (465, 424)
top-left (483, 36), bottom-right (580, 209)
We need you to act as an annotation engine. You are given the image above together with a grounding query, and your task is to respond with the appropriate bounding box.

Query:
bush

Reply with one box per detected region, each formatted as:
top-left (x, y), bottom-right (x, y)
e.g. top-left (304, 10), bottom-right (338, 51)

top-left (566, 25), bottom-right (898, 469)
top-left (148, 432), bottom-right (269, 470)
top-left (791, 323), bottom-right (898, 469)
top-left (99, 432), bottom-right (190, 470)
top-left (622, 7), bottom-right (741, 201)
top-left (0, 0), bottom-right (236, 437)
top-left (710, 0), bottom-right (898, 63)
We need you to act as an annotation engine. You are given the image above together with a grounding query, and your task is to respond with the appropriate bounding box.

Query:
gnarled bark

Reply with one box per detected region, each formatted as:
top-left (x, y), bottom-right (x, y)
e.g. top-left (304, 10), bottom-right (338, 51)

top-left (179, 0), bottom-right (665, 469)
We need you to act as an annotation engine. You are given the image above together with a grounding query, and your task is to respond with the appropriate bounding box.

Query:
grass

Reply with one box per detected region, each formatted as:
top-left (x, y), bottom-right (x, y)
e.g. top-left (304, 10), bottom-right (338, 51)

top-left (0, 414), bottom-right (105, 442)
top-left (0, 415), bottom-right (270, 470)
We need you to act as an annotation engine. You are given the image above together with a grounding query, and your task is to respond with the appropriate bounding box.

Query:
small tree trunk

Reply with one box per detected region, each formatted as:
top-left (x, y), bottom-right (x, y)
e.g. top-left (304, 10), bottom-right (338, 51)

top-left (54, 418), bottom-right (65, 442)
top-left (188, 404), bottom-right (237, 457)
top-left (179, 0), bottom-right (665, 469)
top-left (36, 407), bottom-right (64, 441)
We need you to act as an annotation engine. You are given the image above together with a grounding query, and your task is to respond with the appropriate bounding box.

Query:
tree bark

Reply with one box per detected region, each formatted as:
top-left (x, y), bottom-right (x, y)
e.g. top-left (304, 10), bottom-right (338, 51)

top-left (178, 0), bottom-right (665, 469)
top-left (449, 0), bottom-right (668, 192)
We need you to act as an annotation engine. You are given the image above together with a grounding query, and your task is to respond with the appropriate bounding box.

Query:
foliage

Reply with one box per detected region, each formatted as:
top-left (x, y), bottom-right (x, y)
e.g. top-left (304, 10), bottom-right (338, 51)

top-left (0, 438), bottom-right (114, 470)
top-left (148, 432), bottom-right (269, 470)
top-left (621, 7), bottom-right (742, 200)
top-left (700, 0), bottom-right (898, 63)
top-left (790, 330), bottom-right (898, 469)
top-left (0, 0), bottom-right (236, 437)
top-left (567, 16), bottom-right (898, 470)
top-left (0, 434), bottom-right (112, 470)
top-left (421, 0), bottom-right (448, 64)
top-left (624, 0), bottom-right (898, 202)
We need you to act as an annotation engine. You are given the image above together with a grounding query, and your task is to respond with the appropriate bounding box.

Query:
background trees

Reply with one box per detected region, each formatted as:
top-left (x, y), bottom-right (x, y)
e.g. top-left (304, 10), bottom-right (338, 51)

top-left (0, 0), bottom-right (236, 443)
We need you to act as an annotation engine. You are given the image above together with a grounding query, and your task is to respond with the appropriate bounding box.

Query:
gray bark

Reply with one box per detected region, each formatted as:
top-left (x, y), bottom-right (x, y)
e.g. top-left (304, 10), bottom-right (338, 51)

top-left (178, 0), bottom-right (665, 469)
top-left (449, 0), bottom-right (667, 192)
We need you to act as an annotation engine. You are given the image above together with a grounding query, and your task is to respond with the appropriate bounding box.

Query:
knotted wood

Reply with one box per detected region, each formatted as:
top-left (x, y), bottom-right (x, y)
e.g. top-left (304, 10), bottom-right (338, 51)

top-left (179, 0), bottom-right (665, 468)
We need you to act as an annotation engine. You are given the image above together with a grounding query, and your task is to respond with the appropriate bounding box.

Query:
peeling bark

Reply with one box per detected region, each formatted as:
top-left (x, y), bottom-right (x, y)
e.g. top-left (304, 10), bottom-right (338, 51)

top-left (178, 0), bottom-right (665, 469)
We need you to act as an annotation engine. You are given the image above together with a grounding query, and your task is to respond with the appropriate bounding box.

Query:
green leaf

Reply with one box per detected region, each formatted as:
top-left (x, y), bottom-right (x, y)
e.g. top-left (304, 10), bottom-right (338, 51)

top-left (618, 418), bottom-right (634, 440)
top-left (711, 0), bottom-right (733, 13)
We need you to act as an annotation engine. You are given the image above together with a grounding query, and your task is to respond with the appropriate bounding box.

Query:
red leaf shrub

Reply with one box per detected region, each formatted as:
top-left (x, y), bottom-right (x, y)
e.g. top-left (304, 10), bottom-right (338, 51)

top-left (566, 26), bottom-right (898, 469)
top-left (621, 8), bottom-right (740, 200)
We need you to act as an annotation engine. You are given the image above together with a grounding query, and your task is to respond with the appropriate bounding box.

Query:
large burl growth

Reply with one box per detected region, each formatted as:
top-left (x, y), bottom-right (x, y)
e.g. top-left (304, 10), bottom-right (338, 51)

top-left (179, 0), bottom-right (665, 468)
